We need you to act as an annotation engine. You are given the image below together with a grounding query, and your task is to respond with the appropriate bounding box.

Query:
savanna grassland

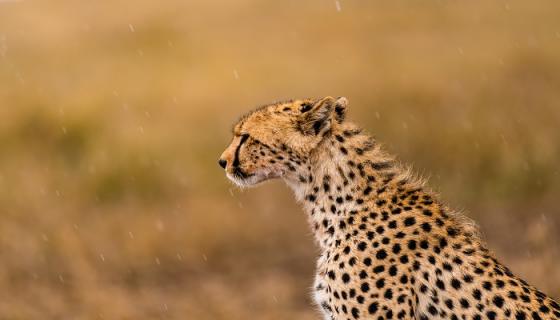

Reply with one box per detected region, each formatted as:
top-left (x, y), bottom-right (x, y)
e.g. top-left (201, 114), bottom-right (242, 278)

top-left (0, 0), bottom-right (559, 319)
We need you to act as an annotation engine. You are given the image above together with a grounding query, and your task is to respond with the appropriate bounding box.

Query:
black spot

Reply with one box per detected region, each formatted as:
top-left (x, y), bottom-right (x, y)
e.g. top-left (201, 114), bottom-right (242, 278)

top-left (359, 270), bottom-right (367, 279)
top-left (408, 240), bottom-right (417, 250)
top-left (368, 302), bottom-right (378, 314)
top-left (428, 305), bottom-right (438, 316)
top-left (400, 275), bottom-right (408, 284)
top-left (447, 227), bottom-right (459, 237)
top-left (373, 265), bottom-right (385, 274)
top-left (399, 255), bottom-right (409, 264)
top-left (361, 282), bottom-right (370, 293)
top-left (420, 222), bottom-right (432, 232)
top-left (472, 289), bottom-right (482, 300)
top-left (451, 278), bottom-right (462, 290)
top-left (342, 273), bottom-right (351, 283)
top-left (492, 295), bottom-right (504, 308)
top-left (371, 161), bottom-right (392, 170)
top-left (404, 217), bottom-right (416, 226)
top-left (376, 249), bottom-right (388, 260)
top-left (357, 242), bottom-right (367, 251)
top-left (496, 279), bottom-right (505, 288)
top-left (351, 307), bottom-right (359, 318)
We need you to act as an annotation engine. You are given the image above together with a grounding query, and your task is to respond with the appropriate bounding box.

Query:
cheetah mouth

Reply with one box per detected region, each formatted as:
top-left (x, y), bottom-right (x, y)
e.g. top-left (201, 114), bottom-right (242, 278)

top-left (227, 167), bottom-right (281, 188)
top-left (232, 167), bottom-right (254, 180)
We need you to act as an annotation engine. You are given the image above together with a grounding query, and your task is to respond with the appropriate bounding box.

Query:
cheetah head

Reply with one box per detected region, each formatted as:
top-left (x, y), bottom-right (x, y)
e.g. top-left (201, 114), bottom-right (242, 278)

top-left (219, 96), bottom-right (348, 187)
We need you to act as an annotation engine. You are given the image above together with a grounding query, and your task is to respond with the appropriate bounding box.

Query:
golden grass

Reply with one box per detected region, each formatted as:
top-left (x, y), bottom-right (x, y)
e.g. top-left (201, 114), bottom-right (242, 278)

top-left (0, 0), bottom-right (559, 318)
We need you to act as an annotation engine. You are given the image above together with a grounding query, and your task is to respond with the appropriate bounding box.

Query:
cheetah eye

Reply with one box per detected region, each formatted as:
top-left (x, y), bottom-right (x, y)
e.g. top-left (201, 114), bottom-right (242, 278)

top-left (300, 103), bottom-right (312, 113)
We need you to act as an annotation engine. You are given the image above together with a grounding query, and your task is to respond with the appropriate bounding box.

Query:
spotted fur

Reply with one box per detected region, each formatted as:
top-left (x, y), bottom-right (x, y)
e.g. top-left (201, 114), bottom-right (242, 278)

top-left (219, 97), bottom-right (560, 320)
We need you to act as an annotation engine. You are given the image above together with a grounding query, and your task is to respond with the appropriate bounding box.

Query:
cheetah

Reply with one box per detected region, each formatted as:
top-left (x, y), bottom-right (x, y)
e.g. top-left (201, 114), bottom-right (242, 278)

top-left (218, 96), bottom-right (560, 320)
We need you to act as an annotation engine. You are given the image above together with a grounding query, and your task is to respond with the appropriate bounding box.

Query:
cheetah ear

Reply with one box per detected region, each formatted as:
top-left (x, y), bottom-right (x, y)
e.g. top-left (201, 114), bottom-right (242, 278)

top-left (333, 96), bottom-right (348, 124)
top-left (298, 96), bottom-right (348, 135)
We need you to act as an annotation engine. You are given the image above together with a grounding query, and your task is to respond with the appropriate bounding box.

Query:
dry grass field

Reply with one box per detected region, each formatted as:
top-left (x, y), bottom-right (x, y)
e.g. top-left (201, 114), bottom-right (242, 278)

top-left (0, 0), bottom-right (559, 319)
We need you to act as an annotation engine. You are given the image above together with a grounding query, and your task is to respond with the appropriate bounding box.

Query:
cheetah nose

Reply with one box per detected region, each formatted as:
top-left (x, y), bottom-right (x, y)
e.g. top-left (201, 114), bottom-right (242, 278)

top-left (218, 159), bottom-right (227, 169)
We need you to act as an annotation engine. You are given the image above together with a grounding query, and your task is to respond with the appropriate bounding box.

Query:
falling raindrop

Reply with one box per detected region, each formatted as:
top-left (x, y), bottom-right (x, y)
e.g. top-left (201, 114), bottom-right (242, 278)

top-left (156, 219), bottom-right (165, 231)
top-left (335, 0), bottom-right (341, 12)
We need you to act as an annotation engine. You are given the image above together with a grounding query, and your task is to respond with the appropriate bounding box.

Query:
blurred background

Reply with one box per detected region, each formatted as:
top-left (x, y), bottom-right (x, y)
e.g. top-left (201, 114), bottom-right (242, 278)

top-left (1, 0), bottom-right (559, 319)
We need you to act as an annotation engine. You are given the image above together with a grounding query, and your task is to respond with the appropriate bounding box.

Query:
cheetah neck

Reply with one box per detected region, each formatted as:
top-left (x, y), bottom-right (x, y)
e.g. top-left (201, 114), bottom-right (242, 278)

top-left (285, 124), bottom-right (423, 249)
